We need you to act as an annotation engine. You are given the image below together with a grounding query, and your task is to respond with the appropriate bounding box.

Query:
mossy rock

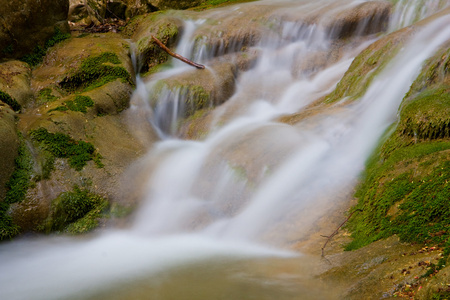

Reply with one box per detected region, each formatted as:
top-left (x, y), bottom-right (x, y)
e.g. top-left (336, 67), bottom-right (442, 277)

top-left (31, 33), bottom-right (134, 97)
top-left (43, 185), bottom-right (108, 233)
top-left (82, 80), bottom-right (133, 116)
top-left (147, 61), bottom-right (236, 118)
top-left (325, 7), bottom-right (450, 104)
top-left (325, 27), bottom-right (408, 103)
top-left (0, 105), bottom-right (19, 201)
top-left (128, 14), bottom-right (183, 73)
top-left (29, 127), bottom-right (101, 171)
top-left (345, 39), bottom-right (450, 251)
top-left (0, 61), bottom-right (33, 108)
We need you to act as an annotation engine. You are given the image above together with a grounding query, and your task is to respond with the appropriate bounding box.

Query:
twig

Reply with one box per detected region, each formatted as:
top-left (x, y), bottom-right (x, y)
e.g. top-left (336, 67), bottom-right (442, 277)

top-left (321, 209), bottom-right (363, 257)
top-left (151, 35), bottom-right (205, 69)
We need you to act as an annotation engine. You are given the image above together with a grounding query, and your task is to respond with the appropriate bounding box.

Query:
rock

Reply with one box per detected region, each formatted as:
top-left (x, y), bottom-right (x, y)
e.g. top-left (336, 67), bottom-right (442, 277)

top-left (0, 0), bottom-right (70, 59)
top-left (323, 1), bottom-right (392, 39)
top-left (127, 14), bottom-right (183, 73)
top-left (31, 32), bottom-right (134, 95)
top-left (113, 0), bottom-right (158, 19)
top-left (150, 62), bottom-right (236, 117)
top-left (68, 0), bottom-right (158, 24)
top-left (148, 0), bottom-right (206, 10)
top-left (0, 61), bottom-right (33, 108)
top-left (7, 31), bottom-right (158, 234)
top-left (0, 105), bottom-right (19, 200)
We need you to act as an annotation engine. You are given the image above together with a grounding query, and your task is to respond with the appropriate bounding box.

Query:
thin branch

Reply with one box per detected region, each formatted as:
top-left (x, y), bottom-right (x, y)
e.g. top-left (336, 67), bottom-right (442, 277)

top-left (151, 35), bottom-right (205, 70)
top-left (321, 209), bottom-right (363, 257)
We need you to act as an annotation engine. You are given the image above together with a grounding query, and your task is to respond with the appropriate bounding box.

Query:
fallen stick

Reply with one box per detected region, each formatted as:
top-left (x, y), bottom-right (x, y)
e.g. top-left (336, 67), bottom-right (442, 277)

top-left (151, 35), bottom-right (205, 70)
top-left (321, 209), bottom-right (362, 257)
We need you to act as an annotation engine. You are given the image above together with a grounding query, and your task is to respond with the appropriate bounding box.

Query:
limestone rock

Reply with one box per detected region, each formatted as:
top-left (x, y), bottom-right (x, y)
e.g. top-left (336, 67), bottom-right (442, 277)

top-left (148, 0), bottom-right (206, 10)
top-left (0, 105), bottom-right (19, 200)
top-left (128, 14), bottom-right (183, 72)
top-left (324, 1), bottom-right (392, 38)
top-left (68, 0), bottom-right (157, 24)
top-left (0, 61), bottom-right (33, 108)
top-left (0, 0), bottom-right (69, 59)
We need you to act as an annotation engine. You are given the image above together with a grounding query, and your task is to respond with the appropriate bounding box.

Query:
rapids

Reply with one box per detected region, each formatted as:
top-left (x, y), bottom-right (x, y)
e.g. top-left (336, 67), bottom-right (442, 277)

top-left (1, 1), bottom-right (450, 299)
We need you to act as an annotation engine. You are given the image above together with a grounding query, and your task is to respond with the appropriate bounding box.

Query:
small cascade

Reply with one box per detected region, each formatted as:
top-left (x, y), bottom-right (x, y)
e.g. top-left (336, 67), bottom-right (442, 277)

top-left (388, 0), bottom-right (450, 31)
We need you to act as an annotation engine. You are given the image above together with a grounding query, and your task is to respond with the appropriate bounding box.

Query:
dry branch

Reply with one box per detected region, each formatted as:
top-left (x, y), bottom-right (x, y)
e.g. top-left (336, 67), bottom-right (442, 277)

top-left (151, 35), bottom-right (205, 70)
top-left (321, 209), bottom-right (362, 257)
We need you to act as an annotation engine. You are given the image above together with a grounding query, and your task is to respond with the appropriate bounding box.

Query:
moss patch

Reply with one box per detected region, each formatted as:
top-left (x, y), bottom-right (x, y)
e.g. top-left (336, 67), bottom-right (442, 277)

top-left (20, 28), bottom-right (71, 67)
top-left (345, 46), bottom-right (450, 251)
top-left (59, 52), bottom-right (132, 92)
top-left (50, 95), bottom-right (94, 113)
top-left (37, 88), bottom-right (59, 104)
top-left (345, 145), bottom-right (450, 251)
top-left (325, 33), bottom-right (405, 103)
top-left (0, 90), bottom-right (21, 112)
top-left (1, 137), bottom-right (33, 241)
top-left (30, 128), bottom-right (102, 171)
top-left (45, 185), bottom-right (108, 233)
top-left (137, 21), bottom-right (179, 73)
top-left (4, 140), bottom-right (33, 205)
top-left (0, 202), bottom-right (20, 241)
top-left (397, 87), bottom-right (450, 141)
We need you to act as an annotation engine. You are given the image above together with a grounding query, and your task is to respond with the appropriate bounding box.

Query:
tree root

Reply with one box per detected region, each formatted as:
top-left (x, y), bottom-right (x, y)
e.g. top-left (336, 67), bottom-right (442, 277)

top-left (321, 209), bottom-right (362, 257)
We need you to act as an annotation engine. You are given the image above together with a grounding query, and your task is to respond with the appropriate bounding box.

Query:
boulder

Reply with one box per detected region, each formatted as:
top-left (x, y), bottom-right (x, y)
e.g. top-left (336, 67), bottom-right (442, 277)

top-left (323, 1), bottom-right (392, 39)
top-left (145, 60), bottom-right (236, 134)
top-left (0, 0), bottom-right (70, 59)
top-left (68, 0), bottom-right (158, 24)
top-left (7, 31), bottom-right (158, 234)
top-left (127, 14), bottom-right (183, 73)
top-left (0, 105), bottom-right (19, 200)
top-left (0, 61), bottom-right (33, 108)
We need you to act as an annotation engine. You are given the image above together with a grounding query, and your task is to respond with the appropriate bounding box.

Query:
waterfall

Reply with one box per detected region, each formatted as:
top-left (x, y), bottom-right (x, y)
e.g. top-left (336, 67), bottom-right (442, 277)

top-left (1, 1), bottom-right (450, 299)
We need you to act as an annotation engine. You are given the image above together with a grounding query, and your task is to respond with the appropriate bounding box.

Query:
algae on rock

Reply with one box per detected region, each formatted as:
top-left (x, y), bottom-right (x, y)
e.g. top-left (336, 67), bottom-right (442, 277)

top-left (345, 41), bottom-right (450, 251)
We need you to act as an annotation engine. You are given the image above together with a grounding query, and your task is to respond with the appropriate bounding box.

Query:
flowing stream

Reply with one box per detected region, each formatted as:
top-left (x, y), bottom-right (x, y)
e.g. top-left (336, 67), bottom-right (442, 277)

top-left (1, 1), bottom-right (450, 299)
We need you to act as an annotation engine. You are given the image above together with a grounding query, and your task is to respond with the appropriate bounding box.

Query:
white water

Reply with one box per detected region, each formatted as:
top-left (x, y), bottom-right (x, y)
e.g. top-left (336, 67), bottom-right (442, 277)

top-left (2, 1), bottom-right (450, 299)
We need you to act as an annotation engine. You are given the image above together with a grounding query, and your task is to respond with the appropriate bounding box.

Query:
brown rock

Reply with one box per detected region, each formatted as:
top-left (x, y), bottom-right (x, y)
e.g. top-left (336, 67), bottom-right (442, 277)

top-left (0, 104), bottom-right (19, 200)
top-left (0, 0), bottom-right (69, 59)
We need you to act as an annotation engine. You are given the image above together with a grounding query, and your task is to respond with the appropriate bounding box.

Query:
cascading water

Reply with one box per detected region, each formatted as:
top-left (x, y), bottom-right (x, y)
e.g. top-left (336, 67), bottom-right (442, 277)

top-left (1, 1), bottom-right (450, 299)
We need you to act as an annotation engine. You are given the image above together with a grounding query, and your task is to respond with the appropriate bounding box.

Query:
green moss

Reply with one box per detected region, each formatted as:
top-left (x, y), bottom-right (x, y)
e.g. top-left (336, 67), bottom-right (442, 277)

top-left (37, 88), bottom-right (59, 103)
top-left (398, 86), bottom-right (450, 140)
top-left (30, 128), bottom-right (102, 171)
top-left (345, 43), bottom-right (450, 252)
top-left (184, 85), bottom-right (211, 116)
top-left (1, 136), bottom-right (32, 241)
top-left (325, 40), bottom-right (400, 103)
top-left (46, 185), bottom-right (108, 233)
top-left (137, 21), bottom-right (179, 73)
top-left (0, 90), bottom-right (21, 112)
top-left (59, 52), bottom-right (132, 92)
top-left (21, 27), bottom-right (71, 67)
top-left (50, 95), bottom-right (94, 113)
top-left (0, 202), bottom-right (20, 241)
top-left (4, 140), bottom-right (33, 205)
